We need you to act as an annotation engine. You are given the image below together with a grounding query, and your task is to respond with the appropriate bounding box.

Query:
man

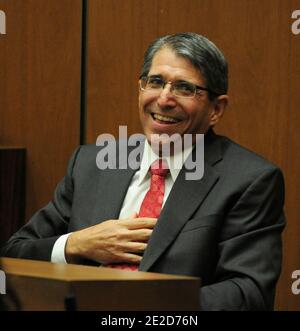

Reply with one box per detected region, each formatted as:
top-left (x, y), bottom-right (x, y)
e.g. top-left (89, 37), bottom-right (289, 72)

top-left (2, 33), bottom-right (285, 310)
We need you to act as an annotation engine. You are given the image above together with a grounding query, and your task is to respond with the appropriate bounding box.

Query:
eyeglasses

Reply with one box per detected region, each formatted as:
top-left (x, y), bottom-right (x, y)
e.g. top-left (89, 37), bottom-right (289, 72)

top-left (139, 75), bottom-right (218, 98)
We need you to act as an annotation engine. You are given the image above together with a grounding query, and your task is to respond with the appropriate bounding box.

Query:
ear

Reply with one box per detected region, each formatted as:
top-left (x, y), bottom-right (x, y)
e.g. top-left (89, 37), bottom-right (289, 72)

top-left (138, 80), bottom-right (142, 100)
top-left (209, 95), bottom-right (229, 126)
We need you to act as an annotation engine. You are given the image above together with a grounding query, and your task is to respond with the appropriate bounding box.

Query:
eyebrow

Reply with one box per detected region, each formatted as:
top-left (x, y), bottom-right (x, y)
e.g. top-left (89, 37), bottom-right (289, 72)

top-left (147, 74), bottom-right (163, 79)
top-left (147, 74), bottom-right (197, 85)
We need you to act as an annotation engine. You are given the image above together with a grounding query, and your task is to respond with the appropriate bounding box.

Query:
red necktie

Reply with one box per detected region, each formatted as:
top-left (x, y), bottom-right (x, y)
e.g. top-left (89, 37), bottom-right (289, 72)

top-left (106, 159), bottom-right (169, 271)
top-left (139, 159), bottom-right (169, 218)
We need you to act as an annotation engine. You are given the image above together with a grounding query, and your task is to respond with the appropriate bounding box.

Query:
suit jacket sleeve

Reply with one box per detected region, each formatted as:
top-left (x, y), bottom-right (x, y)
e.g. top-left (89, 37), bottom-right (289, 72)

top-left (1, 147), bottom-right (81, 261)
top-left (200, 166), bottom-right (285, 310)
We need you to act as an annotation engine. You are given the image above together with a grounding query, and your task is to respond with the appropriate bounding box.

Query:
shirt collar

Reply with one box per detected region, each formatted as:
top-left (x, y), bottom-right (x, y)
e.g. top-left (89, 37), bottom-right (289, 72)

top-left (137, 139), bottom-right (194, 186)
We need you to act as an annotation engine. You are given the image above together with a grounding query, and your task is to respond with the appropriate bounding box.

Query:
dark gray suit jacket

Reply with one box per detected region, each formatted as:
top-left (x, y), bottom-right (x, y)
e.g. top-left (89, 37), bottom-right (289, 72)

top-left (2, 130), bottom-right (285, 310)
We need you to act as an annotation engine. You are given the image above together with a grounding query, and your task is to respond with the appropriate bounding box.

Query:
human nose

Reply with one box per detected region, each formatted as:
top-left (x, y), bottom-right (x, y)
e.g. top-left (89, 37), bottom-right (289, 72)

top-left (157, 82), bottom-right (176, 108)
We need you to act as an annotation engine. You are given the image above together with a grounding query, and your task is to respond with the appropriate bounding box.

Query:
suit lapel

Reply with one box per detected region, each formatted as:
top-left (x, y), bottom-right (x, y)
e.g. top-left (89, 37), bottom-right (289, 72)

top-left (139, 130), bottom-right (222, 271)
top-left (91, 141), bottom-right (145, 223)
top-left (91, 168), bottom-right (137, 223)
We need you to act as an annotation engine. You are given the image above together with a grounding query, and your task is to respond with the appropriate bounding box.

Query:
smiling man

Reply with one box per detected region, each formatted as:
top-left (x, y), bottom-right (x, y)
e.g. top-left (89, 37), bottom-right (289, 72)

top-left (2, 33), bottom-right (285, 311)
top-left (138, 46), bottom-right (227, 143)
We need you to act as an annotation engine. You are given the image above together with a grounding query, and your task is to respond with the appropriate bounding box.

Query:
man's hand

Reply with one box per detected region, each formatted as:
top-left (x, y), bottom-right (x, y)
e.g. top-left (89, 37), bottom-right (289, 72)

top-left (65, 213), bottom-right (157, 264)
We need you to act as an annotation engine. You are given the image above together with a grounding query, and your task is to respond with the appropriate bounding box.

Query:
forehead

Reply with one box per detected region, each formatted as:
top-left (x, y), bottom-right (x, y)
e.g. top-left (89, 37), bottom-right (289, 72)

top-left (149, 47), bottom-right (204, 84)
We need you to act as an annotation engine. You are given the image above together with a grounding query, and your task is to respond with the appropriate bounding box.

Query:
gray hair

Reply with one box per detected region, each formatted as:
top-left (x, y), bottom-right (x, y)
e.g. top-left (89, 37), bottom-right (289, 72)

top-left (140, 32), bottom-right (228, 100)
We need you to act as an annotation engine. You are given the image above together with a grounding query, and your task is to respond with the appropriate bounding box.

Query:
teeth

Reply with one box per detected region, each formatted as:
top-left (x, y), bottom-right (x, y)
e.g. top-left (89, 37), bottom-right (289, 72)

top-left (153, 113), bottom-right (179, 123)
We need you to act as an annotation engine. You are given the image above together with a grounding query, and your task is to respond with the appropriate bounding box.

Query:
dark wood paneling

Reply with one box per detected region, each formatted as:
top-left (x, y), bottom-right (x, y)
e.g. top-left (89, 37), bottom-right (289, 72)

top-left (0, 0), bottom-right (82, 219)
top-left (0, 148), bottom-right (25, 246)
top-left (86, 0), bottom-right (300, 310)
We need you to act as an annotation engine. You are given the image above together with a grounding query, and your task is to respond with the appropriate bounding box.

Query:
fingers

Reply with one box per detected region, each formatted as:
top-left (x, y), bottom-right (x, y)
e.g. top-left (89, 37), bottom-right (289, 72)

top-left (124, 229), bottom-right (153, 242)
top-left (73, 216), bottom-right (157, 265)
top-left (124, 241), bottom-right (147, 253)
top-left (122, 217), bottom-right (157, 230)
top-left (99, 244), bottom-right (146, 265)
top-left (123, 252), bottom-right (143, 264)
top-left (112, 240), bottom-right (147, 254)
top-left (113, 252), bottom-right (143, 264)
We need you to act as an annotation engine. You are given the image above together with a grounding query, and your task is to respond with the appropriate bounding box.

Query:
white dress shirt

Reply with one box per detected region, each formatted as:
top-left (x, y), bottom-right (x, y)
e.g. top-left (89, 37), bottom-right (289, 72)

top-left (51, 140), bottom-right (193, 263)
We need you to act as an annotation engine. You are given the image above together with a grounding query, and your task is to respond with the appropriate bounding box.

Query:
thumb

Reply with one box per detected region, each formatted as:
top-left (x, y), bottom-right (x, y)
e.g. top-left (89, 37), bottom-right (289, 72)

top-left (129, 212), bottom-right (138, 219)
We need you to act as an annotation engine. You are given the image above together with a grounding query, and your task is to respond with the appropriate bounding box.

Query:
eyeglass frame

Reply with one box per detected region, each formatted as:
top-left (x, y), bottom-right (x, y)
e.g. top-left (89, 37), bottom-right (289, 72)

top-left (139, 74), bottom-right (219, 98)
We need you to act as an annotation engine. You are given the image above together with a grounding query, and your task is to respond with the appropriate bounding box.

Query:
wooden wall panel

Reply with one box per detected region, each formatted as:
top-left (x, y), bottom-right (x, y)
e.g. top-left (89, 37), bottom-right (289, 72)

top-left (0, 148), bottom-right (25, 246)
top-left (0, 0), bottom-right (82, 220)
top-left (86, 0), bottom-right (300, 310)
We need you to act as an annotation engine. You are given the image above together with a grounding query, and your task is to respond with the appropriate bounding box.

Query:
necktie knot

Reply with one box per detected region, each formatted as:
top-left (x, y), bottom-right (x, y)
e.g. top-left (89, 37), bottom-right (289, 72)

top-left (150, 159), bottom-right (169, 177)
